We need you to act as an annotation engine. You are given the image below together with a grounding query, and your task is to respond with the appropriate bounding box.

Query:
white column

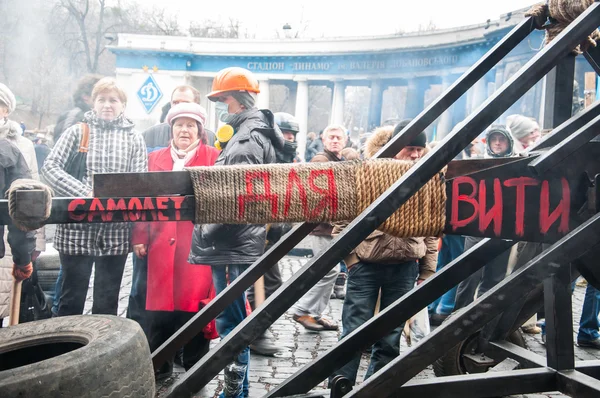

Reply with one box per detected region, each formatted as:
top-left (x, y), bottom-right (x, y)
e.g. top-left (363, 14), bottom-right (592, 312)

top-left (436, 75), bottom-right (454, 139)
top-left (330, 79), bottom-right (345, 125)
top-left (294, 78), bottom-right (309, 161)
top-left (205, 78), bottom-right (217, 132)
top-left (257, 78), bottom-right (270, 109)
top-left (471, 77), bottom-right (488, 113)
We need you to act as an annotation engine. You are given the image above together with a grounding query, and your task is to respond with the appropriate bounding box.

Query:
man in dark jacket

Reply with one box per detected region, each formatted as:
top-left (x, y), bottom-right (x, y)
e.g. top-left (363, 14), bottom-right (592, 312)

top-left (0, 140), bottom-right (36, 327)
top-left (188, 67), bottom-right (284, 398)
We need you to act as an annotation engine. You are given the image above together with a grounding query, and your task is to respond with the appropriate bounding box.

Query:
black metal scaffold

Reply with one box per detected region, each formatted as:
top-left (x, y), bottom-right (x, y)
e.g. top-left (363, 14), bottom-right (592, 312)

top-left (3, 3), bottom-right (600, 397)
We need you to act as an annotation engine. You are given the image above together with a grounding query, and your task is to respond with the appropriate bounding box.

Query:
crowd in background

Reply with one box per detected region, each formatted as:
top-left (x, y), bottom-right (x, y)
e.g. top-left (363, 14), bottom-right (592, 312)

top-left (1, 66), bottom-right (599, 398)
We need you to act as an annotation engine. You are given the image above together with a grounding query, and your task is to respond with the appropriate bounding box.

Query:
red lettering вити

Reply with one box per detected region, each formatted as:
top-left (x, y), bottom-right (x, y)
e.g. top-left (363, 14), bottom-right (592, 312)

top-left (156, 197), bottom-right (170, 221)
top-left (539, 178), bottom-right (570, 234)
top-left (238, 171), bottom-right (279, 219)
top-left (450, 176), bottom-right (478, 231)
top-left (478, 179), bottom-right (503, 236)
top-left (128, 198), bottom-right (144, 221)
top-left (87, 198), bottom-right (105, 222)
top-left (503, 177), bottom-right (539, 237)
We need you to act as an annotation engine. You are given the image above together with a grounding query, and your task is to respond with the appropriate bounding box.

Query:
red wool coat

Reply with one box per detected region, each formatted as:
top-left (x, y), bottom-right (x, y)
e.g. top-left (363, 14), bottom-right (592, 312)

top-left (132, 144), bottom-right (220, 338)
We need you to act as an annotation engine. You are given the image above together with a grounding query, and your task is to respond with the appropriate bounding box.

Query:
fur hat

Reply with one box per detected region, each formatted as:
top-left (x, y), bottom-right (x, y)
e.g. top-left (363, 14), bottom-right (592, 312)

top-left (506, 114), bottom-right (539, 140)
top-left (0, 83), bottom-right (16, 115)
top-left (166, 102), bottom-right (207, 128)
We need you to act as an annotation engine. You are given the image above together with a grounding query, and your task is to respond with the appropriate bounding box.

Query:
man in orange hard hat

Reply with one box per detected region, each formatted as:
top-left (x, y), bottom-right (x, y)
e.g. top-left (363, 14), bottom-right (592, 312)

top-left (188, 67), bottom-right (284, 398)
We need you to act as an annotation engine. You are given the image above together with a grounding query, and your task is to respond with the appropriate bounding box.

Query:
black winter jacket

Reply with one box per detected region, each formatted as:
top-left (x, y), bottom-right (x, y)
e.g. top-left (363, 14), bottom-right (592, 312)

top-left (0, 140), bottom-right (35, 265)
top-left (189, 108), bottom-right (285, 266)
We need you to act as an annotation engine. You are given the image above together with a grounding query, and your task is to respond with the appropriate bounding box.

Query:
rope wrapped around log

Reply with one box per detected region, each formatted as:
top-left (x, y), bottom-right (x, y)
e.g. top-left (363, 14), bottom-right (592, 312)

top-left (187, 159), bottom-right (446, 238)
top-left (527, 0), bottom-right (600, 54)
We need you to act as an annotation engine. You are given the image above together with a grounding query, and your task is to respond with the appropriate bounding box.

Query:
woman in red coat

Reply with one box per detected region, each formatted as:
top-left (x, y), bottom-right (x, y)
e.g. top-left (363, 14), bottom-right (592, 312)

top-left (132, 102), bottom-right (220, 379)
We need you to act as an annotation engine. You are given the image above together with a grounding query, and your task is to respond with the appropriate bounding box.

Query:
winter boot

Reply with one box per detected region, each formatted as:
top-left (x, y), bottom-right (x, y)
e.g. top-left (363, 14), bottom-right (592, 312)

top-left (250, 329), bottom-right (279, 356)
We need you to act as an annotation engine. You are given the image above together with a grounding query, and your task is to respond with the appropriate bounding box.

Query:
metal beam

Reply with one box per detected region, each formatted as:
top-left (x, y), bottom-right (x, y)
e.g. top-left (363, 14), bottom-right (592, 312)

top-left (543, 55), bottom-right (576, 129)
top-left (544, 263), bottom-right (575, 370)
top-left (575, 360), bottom-right (600, 379)
top-left (529, 100), bottom-right (600, 152)
top-left (488, 341), bottom-right (547, 369)
top-left (584, 45), bottom-right (600, 76)
top-left (392, 368), bottom-right (556, 398)
top-left (557, 370), bottom-right (600, 398)
top-left (267, 239), bottom-right (514, 397)
top-left (345, 210), bottom-right (600, 397)
top-left (164, 6), bottom-right (600, 396)
top-left (529, 114), bottom-right (600, 175)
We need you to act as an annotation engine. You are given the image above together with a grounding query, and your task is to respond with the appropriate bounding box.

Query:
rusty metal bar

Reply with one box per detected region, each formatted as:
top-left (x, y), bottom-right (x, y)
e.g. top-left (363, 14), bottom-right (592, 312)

top-left (165, 8), bottom-right (600, 396)
top-left (346, 210), bottom-right (600, 397)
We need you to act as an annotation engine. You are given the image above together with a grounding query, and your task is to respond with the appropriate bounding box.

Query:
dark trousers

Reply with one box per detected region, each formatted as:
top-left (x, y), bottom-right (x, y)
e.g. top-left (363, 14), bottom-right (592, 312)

top-left (127, 255), bottom-right (150, 338)
top-left (454, 237), bottom-right (511, 311)
top-left (57, 253), bottom-right (127, 316)
top-left (247, 261), bottom-right (283, 310)
top-left (331, 261), bottom-right (418, 385)
top-left (148, 310), bottom-right (210, 371)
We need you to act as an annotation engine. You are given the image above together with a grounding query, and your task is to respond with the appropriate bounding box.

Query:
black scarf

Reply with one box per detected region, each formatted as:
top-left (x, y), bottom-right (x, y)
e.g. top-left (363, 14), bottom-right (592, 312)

top-left (276, 141), bottom-right (297, 163)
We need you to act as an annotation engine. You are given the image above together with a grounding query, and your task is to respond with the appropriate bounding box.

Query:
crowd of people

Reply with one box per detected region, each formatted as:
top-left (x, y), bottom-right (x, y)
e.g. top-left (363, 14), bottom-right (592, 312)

top-left (0, 66), bottom-right (598, 398)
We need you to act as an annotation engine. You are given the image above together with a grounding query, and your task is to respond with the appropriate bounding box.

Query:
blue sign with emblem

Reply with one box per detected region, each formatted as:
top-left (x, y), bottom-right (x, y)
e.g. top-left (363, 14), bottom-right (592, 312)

top-left (137, 75), bottom-right (163, 113)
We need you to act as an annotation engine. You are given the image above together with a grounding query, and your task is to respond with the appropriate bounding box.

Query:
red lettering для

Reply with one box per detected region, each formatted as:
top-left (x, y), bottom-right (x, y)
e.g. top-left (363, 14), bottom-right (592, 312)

top-left (450, 176), bottom-right (478, 231)
top-left (68, 199), bottom-right (87, 221)
top-left (238, 171), bottom-right (279, 219)
top-left (540, 178), bottom-right (570, 234)
top-left (170, 197), bottom-right (185, 221)
top-left (308, 169), bottom-right (338, 219)
top-left (283, 169), bottom-right (309, 218)
top-left (503, 177), bottom-right (539, 237)
top-left (156, 197), bottom-right (169, 221)
top-left (478, 179), bottom-right (503, 236)
top-left (106, 198), bottom-right (128, 222)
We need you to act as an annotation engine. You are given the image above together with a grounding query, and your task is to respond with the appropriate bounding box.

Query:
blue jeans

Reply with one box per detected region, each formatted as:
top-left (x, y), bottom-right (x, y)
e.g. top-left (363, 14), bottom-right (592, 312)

top-left (331, 261), bottom-right (418, 385)
top-left (578, 284), bottom-right (600, 342)
top-left (212, 264), bottom-right (250, 398)
top-left (429, 235), bottom-right (464, 315)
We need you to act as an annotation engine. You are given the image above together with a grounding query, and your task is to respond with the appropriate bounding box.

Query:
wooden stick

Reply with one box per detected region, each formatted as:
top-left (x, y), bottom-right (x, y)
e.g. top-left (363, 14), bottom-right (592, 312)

top-left (254, 276), bottom-right (266, 308)
top-left (9, 279), bottom-right (22, 326)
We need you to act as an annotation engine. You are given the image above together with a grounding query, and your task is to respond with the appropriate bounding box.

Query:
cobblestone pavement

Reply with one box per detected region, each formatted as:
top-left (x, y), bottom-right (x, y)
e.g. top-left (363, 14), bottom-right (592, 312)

top-left (89, 254), bottom-right (599, 398)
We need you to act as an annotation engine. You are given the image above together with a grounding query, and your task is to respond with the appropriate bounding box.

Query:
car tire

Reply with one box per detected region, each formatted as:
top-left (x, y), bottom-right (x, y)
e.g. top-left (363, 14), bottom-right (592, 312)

top-left (0, 315), bottom-right (155, 397)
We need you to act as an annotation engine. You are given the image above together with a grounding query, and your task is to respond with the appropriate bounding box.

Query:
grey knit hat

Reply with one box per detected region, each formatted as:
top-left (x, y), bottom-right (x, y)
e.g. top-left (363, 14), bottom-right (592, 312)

top-left (0, 83), bottom-right (16, 115)
top-left (506, 114), bottom-right (539, 140)
top-left (230, 91), bottom-right (257, 110)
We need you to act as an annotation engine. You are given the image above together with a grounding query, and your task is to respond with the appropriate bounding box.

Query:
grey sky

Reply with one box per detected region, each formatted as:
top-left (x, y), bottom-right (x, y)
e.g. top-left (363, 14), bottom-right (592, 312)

top-left (145, 0), bottom-right (537, 38)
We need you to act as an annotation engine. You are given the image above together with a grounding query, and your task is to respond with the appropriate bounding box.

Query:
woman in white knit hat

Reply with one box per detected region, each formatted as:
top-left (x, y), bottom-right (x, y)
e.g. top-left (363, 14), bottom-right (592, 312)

top-left (506, 114), bottom-right (541, 153)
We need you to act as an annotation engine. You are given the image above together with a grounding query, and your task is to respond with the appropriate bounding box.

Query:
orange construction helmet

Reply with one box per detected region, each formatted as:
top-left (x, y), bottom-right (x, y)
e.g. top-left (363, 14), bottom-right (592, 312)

top-left (207, 67), bottom-right (260, 100)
